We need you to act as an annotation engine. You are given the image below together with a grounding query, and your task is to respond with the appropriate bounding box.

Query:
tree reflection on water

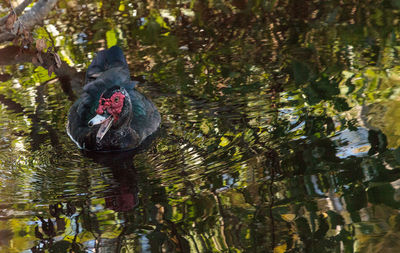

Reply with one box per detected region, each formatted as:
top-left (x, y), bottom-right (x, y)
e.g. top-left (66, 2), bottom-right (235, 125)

top-left (1, 0), bottom-right (400, 252)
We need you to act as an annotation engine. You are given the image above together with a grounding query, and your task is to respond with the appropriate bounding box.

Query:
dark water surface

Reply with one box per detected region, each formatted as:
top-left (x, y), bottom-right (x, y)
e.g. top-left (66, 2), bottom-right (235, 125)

top-left (2, 0), bottom-right (400, 252)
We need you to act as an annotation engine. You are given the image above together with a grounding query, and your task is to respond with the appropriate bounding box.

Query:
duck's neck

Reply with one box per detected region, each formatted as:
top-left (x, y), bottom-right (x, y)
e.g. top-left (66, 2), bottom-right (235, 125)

top-left (112, 112), bottom-right (132, 130)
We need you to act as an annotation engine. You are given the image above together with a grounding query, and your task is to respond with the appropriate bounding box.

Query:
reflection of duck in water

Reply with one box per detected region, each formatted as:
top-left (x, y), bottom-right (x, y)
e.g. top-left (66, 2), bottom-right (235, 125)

top-left (105, 166), bottom-right (138, 212)
top-left (85, 150), bottom-right (139, 212)
top-left (67, 46), bottom-right (160, 151)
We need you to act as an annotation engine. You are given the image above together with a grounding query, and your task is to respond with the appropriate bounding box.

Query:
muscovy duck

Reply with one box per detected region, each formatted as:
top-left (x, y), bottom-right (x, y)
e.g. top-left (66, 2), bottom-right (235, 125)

top-left (67, 46), bottom-right (160, 151)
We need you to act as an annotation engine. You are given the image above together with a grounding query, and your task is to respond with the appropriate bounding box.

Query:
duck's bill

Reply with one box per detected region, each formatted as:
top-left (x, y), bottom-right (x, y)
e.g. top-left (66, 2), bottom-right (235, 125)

top-left (88, 114), bottom-right (114, 143)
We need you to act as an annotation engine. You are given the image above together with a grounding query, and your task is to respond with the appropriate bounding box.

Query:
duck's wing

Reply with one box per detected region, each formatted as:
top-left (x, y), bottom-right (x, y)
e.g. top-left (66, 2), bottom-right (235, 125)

top-left (67, 97), bottom-right (90, 148)
top-left (83, 46), bottom-right (134, 96)
top-left (129, 90), bottom-right (161, 142)
top-left (86, 46), bottom-right (129, 83)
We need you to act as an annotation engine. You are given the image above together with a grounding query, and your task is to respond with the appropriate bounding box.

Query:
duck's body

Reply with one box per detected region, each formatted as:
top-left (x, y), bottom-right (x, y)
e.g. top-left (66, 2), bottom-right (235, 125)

top-left (67, 46), bottom-right (160, 151)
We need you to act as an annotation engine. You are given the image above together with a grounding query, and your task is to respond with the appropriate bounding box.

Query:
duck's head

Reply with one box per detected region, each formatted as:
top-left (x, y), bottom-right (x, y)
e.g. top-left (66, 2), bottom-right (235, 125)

top-left (88, 86), bottom-right (132, 143)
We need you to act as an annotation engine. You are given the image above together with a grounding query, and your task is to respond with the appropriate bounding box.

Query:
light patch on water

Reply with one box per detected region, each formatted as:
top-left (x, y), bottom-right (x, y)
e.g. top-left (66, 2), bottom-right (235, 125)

top-left (311, 174), bottom-right (325, 196)
top-left (46, 24), bottom-right (60, 37)
top-left (181, 8), bottom-right (195, 17)
top-left (160, 9), bottom-right (176, 22)
top-left (13, 137), bottom-right (26, 152)
top-left (332, 127), bottom-right (370, 158)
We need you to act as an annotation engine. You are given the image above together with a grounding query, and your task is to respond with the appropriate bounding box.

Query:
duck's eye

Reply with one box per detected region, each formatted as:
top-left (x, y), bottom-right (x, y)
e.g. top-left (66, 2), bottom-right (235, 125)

top-left (114, 97), bottom-right (119, 103)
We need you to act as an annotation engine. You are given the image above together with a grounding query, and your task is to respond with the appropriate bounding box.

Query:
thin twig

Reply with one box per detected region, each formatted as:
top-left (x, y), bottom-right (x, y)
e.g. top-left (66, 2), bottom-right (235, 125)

top-left (7, 0), bottom-right (15, 11)
top-left (45, 27), bottom-right (56, 51)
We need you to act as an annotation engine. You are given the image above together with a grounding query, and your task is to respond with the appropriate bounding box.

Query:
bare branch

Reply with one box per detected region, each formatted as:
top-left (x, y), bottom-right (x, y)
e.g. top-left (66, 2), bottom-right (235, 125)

top-left (0, 32), bottom-right (14, 42)
top-left (0, 0), bottom-right (58, 43)
top-left (0, 45), bottom-right (35, 65)
top-left (17, 0), bottom-right (58, 31)
top-left (0, 46), bottom-right (85, 100)
top-left (0, 0), bottom-right (33, 26)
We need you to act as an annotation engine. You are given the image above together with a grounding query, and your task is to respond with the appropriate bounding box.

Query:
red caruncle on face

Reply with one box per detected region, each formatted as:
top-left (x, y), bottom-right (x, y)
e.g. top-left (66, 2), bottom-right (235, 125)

top-left (96, 91), bottom-right (126, 121)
